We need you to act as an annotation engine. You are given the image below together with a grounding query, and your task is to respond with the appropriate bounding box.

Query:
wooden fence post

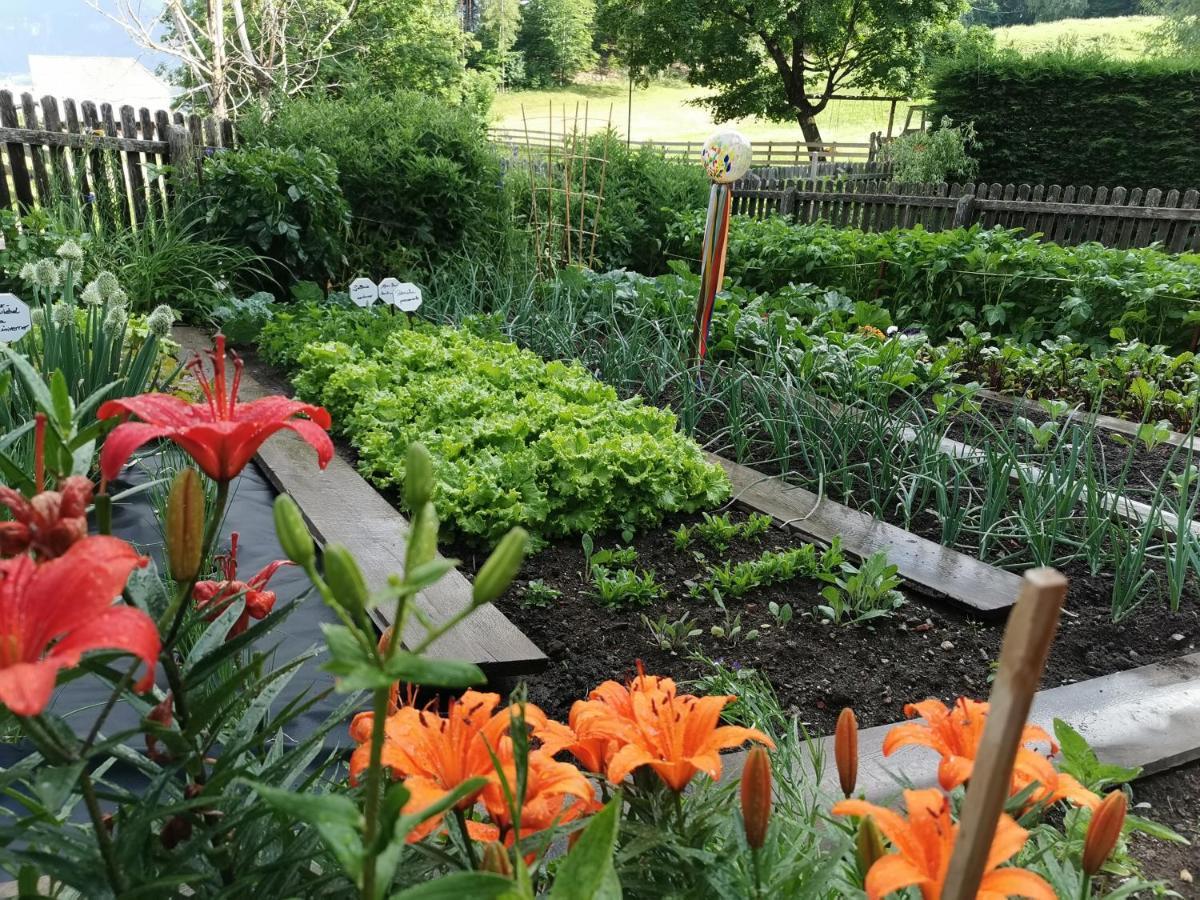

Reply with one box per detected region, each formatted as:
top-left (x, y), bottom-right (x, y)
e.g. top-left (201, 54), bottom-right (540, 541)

top-left (942, 567), bottom-right (1068, 900)
top-left (951, 192), bottom-right (977, 228)
top-left (166, 124), bottom-right (199, 184)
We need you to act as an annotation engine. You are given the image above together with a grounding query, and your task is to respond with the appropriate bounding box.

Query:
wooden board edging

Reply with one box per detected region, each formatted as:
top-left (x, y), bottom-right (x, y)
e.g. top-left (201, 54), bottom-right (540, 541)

top-left (173, 328), bottom-right (547, 677)
top-left (707, 453), bottom-right (1022, 614)
top-left (720, 651), bottom-right (1200, 802)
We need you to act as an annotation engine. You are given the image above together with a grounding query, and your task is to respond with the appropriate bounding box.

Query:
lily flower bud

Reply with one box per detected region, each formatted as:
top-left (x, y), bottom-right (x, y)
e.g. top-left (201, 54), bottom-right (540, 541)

top-left (273, 494), bottom-right (315, 568)
top-left (404, 442), bottom-right (435, 510)
top-left (1083, 790), bottom-right (1127, 876)
top-left (472, 527), bottom-right (528, 607)
top-left (324, 544), bottom-right (369, 613)
top-left (835, 707), bottom-right (858, 798)
top-left (480, 841), bottom-right (513, 877)
top-left (855, 815), bottom-right (886, 871)
top-left (740, 744), bottom-right (772, 850)
top-left (166, 469), bottom-right (205, 582)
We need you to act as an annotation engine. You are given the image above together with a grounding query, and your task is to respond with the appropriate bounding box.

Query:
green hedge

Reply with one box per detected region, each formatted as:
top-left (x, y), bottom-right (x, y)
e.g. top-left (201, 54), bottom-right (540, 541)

top-left (259, 308), bottom-right (729, 543)
top-left (928, 49), bottom-right (1200, 189)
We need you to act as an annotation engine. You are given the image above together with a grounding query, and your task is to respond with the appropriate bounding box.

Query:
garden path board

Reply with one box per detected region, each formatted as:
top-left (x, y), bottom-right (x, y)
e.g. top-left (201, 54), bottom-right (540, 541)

top-left (173, 327), bottom-right (547, 676)
top-left (721, 651), bottom-right (1200, 802)
top-left (707, 453), bottom-right (1022, 614)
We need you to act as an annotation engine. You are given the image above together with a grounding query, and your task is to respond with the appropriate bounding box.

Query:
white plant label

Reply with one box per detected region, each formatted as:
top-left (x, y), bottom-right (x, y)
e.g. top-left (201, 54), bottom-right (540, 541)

top-left (349, 277), bottom-right (378, 307)
top-left (0, 294), bottom-right (31, 343)
top-left (377, 277), bottom-right (401, 306)
top-left (394, 282), bottom-right (423, 312)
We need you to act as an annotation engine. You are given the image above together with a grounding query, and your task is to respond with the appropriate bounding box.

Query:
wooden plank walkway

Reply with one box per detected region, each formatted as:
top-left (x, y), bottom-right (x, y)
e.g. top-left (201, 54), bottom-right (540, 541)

top-left (722, 651), bottom-right (1200, 801)
top-left (977, 388), bottom-right (1200, 454)
top-left (173, 328), bottom-right (547, 676)
top-left (708, 453), bottom-right (1022, 614)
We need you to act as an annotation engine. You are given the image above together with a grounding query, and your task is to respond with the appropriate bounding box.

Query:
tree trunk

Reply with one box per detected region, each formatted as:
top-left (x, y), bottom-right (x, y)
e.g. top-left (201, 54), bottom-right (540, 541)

top-left (796, 112), bottom-right (823, 147)
top-left (208, 0), bottom-right (228, 119)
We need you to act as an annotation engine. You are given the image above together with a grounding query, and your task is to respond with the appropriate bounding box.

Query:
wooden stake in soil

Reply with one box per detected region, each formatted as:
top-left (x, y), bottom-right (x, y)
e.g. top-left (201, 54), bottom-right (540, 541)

top-left (942, 567), bottom-right (1068, 900)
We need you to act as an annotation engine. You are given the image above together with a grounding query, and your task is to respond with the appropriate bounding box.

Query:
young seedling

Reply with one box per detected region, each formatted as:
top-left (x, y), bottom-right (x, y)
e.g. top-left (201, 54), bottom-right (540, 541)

top-left (641, 612), bottom-right (702, 652)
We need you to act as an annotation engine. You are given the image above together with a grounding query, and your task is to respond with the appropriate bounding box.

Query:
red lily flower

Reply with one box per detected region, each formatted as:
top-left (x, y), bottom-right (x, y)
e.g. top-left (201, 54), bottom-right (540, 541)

top-left (193, 533), bottom-right (292, 638)
top-left (0, 536), bottom-right (156, 716)
top-left (98, 335), bottom-right (333, 483)
top-left (0, 476), bottom-right (92, 560)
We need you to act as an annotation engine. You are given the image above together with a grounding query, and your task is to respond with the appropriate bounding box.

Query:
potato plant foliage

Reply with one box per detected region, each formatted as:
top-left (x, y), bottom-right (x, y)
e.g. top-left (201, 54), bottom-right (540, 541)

top-left (261, 310), bottom-right (729, 543)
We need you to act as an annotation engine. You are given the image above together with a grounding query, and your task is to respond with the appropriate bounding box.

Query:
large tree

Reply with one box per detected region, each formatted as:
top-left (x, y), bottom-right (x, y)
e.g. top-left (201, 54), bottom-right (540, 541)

top-left (611, 0), bottom-right (966, 144)
top-left (517, 0), bottom-right (597, 87)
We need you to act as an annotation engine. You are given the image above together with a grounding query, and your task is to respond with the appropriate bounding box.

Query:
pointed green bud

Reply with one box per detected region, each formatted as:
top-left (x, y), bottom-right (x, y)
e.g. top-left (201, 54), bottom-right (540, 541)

top-left (166, 468), bottom-right (205, 582)
top-left (472, 527), bottom-right (528, 607)
top-left (404, 442), bottom-right (435, 510)
top-left (273, 494), bottom-right (315, 568)
top-left (405, 501), bottom-right (438, 573)
top-left (325, 544), bottom-right (369, 612)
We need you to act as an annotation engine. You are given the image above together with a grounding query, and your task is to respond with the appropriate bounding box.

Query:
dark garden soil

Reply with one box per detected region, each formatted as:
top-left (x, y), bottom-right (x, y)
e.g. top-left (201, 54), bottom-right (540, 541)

top-left (1129, 758), bottom-right (1200, 895)
top-left (443, 506), bottom-right (1200, 734)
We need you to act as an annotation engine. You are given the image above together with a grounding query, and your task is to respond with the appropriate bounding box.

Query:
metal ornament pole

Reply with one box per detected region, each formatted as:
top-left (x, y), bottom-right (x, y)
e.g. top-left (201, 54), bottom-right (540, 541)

top-left (692, 131), bottom-right (752, 364)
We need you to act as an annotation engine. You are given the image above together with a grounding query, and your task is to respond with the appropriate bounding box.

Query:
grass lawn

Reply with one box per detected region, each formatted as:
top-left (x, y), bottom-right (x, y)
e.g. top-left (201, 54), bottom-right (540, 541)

top-left (992, 14), bottom-right (1163, 58)
top-left (489, 79), bottom-right (916, 146)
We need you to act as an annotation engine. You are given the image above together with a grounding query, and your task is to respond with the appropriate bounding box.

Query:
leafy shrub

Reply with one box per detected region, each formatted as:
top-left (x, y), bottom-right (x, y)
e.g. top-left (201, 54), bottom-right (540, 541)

top-left (211, 291), bottom-right (277, 345)
top-left (929, 47), bottom-right (1200, 188)
top-left (239, 91), bottom-right (508, 276)
top-left (668, 213), bottom-right (1200, 348)
top-left (260, 312), bottom-right (730, 543)
top-left (880, 118), bottom-right (979, 183)
top-left (197, 146), bottom-right (350, 287)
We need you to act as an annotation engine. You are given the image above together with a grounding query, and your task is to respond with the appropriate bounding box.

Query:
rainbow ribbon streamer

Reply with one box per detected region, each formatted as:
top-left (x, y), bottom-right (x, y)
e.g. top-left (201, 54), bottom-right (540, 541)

top-left (692, 182), bottom-right (733, 361)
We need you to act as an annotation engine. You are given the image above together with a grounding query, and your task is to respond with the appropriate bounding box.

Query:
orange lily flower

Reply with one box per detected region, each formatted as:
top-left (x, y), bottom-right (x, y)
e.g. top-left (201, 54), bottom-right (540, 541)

top-left (347, 692), bottom-right (549, 842)
top-left (883, 698), bottom-right (1098, 810)
top-left (478, 750), bottom-right (597, 844)
top-left (571, 673), bottom-right (774, 791)
top-left (832, 788), bottom-right (1056, 900)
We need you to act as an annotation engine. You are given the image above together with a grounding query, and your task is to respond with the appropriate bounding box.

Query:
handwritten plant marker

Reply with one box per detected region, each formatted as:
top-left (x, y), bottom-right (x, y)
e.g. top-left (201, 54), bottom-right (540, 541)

top-left (393, 283), bottom-right (423, 312)
top-left (377, 277), bottom-right (401, 306)
top-left (0, 294), bottom-right (32, 343)
top-left (349, 278), bottom-right (379, 308)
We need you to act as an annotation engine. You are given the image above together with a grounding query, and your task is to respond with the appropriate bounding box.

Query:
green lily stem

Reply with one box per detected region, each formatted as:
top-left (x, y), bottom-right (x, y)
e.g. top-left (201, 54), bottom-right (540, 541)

top-left (79, 768), bottom-right (125, 894)
top-left (751, 846), bottom-right (763, 900)
top-left (360, 685), bottom-right (390, 900)
top-left (1079, 874), bottom-right (1091, 900)
top-left (454, 807), bottom-right (479, 870)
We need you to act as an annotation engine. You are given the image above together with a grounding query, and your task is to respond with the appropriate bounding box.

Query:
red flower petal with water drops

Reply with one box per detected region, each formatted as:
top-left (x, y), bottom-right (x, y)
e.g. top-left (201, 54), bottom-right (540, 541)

top-left (0, 536), bottom-right (155, 716)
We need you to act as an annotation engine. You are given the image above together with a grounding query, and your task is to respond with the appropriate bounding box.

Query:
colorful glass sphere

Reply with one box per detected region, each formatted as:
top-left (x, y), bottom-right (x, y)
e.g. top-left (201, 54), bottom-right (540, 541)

top-left (700, 131), bottom-right (753, 183)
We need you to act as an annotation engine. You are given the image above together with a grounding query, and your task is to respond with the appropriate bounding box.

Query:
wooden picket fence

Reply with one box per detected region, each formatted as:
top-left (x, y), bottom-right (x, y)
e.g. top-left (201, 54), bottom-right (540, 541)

top-left (732, 178), bottom-right (1200, 252)
top-left (0, 90), bottom-right (234, 226)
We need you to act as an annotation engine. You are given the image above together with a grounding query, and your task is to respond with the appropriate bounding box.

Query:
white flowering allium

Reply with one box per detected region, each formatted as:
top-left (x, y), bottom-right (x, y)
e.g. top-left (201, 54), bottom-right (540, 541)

top-left (81, 281), bottom-right (104, 306)
top-left (56, 240), bottom-right (84, 263)
top-left (104, 306), bottom-right (128, 332)
top-left (19, 262), bottom-right (35, 283)
top-left (94, 270), bottom-right (121, 300)
top-left (147, 304), bottom-right (176, 337)
top-left (50, 303), bottom-right (74, 328)
top-left (106, 288), bottom-right (129, 312)
top-left (30, 307), bottom-right (44, 327)
top-left (32, 259), bottom-right (63, 291)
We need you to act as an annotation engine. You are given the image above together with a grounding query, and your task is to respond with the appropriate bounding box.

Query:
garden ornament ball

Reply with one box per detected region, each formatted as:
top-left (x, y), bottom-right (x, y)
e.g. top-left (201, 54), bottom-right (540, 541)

top-left (701, 130), bottom-right (753, 184)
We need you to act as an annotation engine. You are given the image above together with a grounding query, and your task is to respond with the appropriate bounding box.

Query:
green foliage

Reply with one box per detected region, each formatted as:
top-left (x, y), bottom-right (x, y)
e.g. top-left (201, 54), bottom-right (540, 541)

top-left (516, 0), bottom-right (597, 86)
top-left (520, 579), bottom-right (562, 607)
top-left (602, 0), bottom-right (966, 143)
top-left (687, 511), bottom-right (773, 552)
top-left (642, 611), bottom-right (703, 650)
top-left (591, 564), bottom-right (666, 608)
top-left (211, 291), bottom-right (277, 345)
top-left (881, 118), bottom-right (980, 183)
top-left (239, 92), bottom-right (508, 276)
top-left (817, 550), bottom-right (906, 624)
top-left (670, 213), bottom-right (1200, 348)
top-left (929, 46), bottom-right (1200, 188)
top-left (260, 311), bottom-right (730, 543)
top-left (197, 146), bottom-right (350, 286)
top-left (697, 541), bottom-right (844, 599)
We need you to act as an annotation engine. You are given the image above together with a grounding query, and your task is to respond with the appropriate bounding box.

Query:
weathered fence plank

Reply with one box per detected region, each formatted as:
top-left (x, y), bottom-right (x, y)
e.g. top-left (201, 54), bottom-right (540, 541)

top-left (0, 92), bottom-right (233, 220)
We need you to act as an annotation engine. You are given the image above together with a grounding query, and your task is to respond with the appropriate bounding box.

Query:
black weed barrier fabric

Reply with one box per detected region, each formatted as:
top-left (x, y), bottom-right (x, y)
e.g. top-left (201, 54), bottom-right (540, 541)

top-left (0, 456), bottom-right (352, 792)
